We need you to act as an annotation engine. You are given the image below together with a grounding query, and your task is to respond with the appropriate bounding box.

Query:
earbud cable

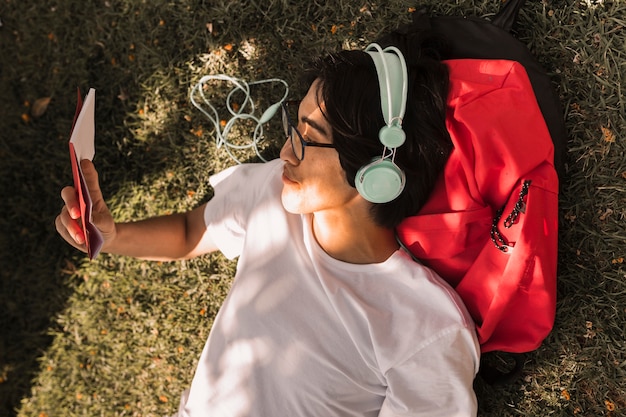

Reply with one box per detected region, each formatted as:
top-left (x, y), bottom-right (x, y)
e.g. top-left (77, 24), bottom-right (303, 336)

top-left (190, 75), bottom-right (289, 163)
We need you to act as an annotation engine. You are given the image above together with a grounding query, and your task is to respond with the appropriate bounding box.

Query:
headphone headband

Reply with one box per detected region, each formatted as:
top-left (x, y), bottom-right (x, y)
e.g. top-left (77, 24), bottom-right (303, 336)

top-left (364, 43), bottom-right (408, 148)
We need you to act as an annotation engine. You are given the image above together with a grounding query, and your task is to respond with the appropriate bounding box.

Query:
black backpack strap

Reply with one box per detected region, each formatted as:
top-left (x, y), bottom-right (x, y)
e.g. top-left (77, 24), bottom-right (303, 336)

top-left (492, 0), bottom-right (527, 32)
top-left (374, 8), bottom-right (450, 64)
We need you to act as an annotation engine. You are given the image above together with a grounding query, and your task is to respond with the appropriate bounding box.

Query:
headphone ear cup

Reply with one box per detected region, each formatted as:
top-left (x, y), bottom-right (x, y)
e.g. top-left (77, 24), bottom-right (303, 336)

top-left (355, 159), bottom-right (406, 204)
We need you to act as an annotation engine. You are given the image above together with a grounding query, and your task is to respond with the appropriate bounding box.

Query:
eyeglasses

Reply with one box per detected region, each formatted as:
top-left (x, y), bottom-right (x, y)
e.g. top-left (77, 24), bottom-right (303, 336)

top-left (281, 101), bottom-right (335, 161)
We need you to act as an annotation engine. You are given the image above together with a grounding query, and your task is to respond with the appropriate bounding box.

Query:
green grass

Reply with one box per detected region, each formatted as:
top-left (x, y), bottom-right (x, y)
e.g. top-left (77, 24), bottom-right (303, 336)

top-left (1, 0), bottom-right (625, 416)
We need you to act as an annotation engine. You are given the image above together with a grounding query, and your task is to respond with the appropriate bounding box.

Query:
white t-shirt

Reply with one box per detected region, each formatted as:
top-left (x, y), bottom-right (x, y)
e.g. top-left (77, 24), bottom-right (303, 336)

top-left (176, 159), bottom-right (480, 417)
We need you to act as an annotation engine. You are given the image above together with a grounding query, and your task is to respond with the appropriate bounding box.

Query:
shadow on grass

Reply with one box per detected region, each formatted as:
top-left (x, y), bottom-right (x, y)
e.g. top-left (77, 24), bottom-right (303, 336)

top-left (0, 119), bottom-right (75, 414)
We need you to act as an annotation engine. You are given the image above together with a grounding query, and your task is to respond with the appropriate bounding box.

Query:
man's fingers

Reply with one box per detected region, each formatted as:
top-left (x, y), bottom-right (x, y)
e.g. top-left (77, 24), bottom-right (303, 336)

top-left (60, 186), bottom-right (81, 219)
top-left (59, 206), bottom-right (85, 244)
top-left (55, 207), bottom-right (87, 249)
top-left (57, 160), bottom-right (113, 255)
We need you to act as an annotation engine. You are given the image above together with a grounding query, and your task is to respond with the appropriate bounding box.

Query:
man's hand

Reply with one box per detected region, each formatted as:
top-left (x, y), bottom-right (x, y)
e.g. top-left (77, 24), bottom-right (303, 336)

top-left (55, 159), bottom-right (116, 253)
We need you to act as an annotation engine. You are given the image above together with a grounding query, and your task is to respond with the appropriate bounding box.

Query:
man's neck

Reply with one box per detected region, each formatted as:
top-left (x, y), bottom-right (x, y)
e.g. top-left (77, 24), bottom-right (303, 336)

top-left (311, 209), bottom-right (399, 265)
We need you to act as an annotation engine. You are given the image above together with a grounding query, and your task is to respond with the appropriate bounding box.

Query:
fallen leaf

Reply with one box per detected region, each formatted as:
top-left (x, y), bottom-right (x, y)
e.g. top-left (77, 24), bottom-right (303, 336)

top-left (31, 97), bottom-right (51, 118)
top-left (599, 208), bottom-right (613, 221)
top-left (601, 126), bottom-right (615, 143)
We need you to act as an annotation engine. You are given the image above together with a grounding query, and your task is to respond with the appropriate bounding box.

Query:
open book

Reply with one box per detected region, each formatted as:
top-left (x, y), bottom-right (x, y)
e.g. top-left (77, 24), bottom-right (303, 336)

top-left (68, 88), bottom-right (103, 259)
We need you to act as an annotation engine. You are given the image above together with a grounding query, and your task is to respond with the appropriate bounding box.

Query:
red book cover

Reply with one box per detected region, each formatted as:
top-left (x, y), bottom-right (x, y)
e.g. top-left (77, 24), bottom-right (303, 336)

top-left (68, 88), bottom-right (103, 259)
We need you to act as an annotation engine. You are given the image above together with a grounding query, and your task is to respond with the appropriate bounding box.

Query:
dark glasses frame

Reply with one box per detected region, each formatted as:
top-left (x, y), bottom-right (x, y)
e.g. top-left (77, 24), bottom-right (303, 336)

top-left (281, 101), bottom-right (335, 161)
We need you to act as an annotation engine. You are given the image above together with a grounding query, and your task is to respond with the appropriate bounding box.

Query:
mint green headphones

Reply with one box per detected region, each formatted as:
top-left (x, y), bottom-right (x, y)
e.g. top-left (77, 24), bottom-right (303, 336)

top-left (355, 43), bottom-right (408, 204)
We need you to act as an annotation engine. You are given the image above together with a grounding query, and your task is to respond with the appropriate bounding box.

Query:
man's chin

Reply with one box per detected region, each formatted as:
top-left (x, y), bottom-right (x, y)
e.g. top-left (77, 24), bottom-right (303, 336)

top-left (280, 191), bottom-right (303, 214)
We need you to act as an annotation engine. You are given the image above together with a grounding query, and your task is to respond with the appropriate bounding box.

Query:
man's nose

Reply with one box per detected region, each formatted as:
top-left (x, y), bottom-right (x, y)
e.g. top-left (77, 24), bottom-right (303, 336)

top-left (279, 137), bottom-right (298, 164)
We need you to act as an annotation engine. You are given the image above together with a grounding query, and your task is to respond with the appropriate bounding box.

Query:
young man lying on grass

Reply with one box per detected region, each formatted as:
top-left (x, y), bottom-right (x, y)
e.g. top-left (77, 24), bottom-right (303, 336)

top-left (56, 36), bottom-right (480, 417)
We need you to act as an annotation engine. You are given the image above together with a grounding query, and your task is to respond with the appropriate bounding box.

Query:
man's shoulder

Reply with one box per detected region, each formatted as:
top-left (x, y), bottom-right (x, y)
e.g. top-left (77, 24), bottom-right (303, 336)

top-left (392, 251), bottom-right (476, 330)
top-left (209, 159), bottom-right (283, 188)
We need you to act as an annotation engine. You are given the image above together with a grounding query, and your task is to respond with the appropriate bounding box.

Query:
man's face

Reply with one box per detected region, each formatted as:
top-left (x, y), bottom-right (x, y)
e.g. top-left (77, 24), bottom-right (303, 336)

top-left (279, 80), bottom-right (361, 215)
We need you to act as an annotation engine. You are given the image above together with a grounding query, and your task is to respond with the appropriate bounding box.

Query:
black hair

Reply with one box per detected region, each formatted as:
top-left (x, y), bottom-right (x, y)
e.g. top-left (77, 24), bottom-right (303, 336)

top-left (302, 32), bottom-right (452, 229)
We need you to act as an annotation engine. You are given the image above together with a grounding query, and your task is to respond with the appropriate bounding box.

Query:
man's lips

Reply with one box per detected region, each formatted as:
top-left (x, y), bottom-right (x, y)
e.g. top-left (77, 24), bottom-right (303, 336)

top-left (282, 169), bottom-right (297, 185)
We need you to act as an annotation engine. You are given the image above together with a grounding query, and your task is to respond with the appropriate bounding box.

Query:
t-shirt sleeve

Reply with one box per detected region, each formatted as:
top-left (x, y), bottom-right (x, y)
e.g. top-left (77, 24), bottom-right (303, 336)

top-left (204, 160), bottom-right (283, 259)
top-left (378, 326), bottom-right (480, 417)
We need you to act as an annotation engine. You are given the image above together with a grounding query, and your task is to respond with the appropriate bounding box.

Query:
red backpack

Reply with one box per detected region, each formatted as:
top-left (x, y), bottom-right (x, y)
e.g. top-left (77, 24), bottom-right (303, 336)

top-left (396, 58), bottom-right (559, 354)
top-left (380, 0), bottom-right (563, 360)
